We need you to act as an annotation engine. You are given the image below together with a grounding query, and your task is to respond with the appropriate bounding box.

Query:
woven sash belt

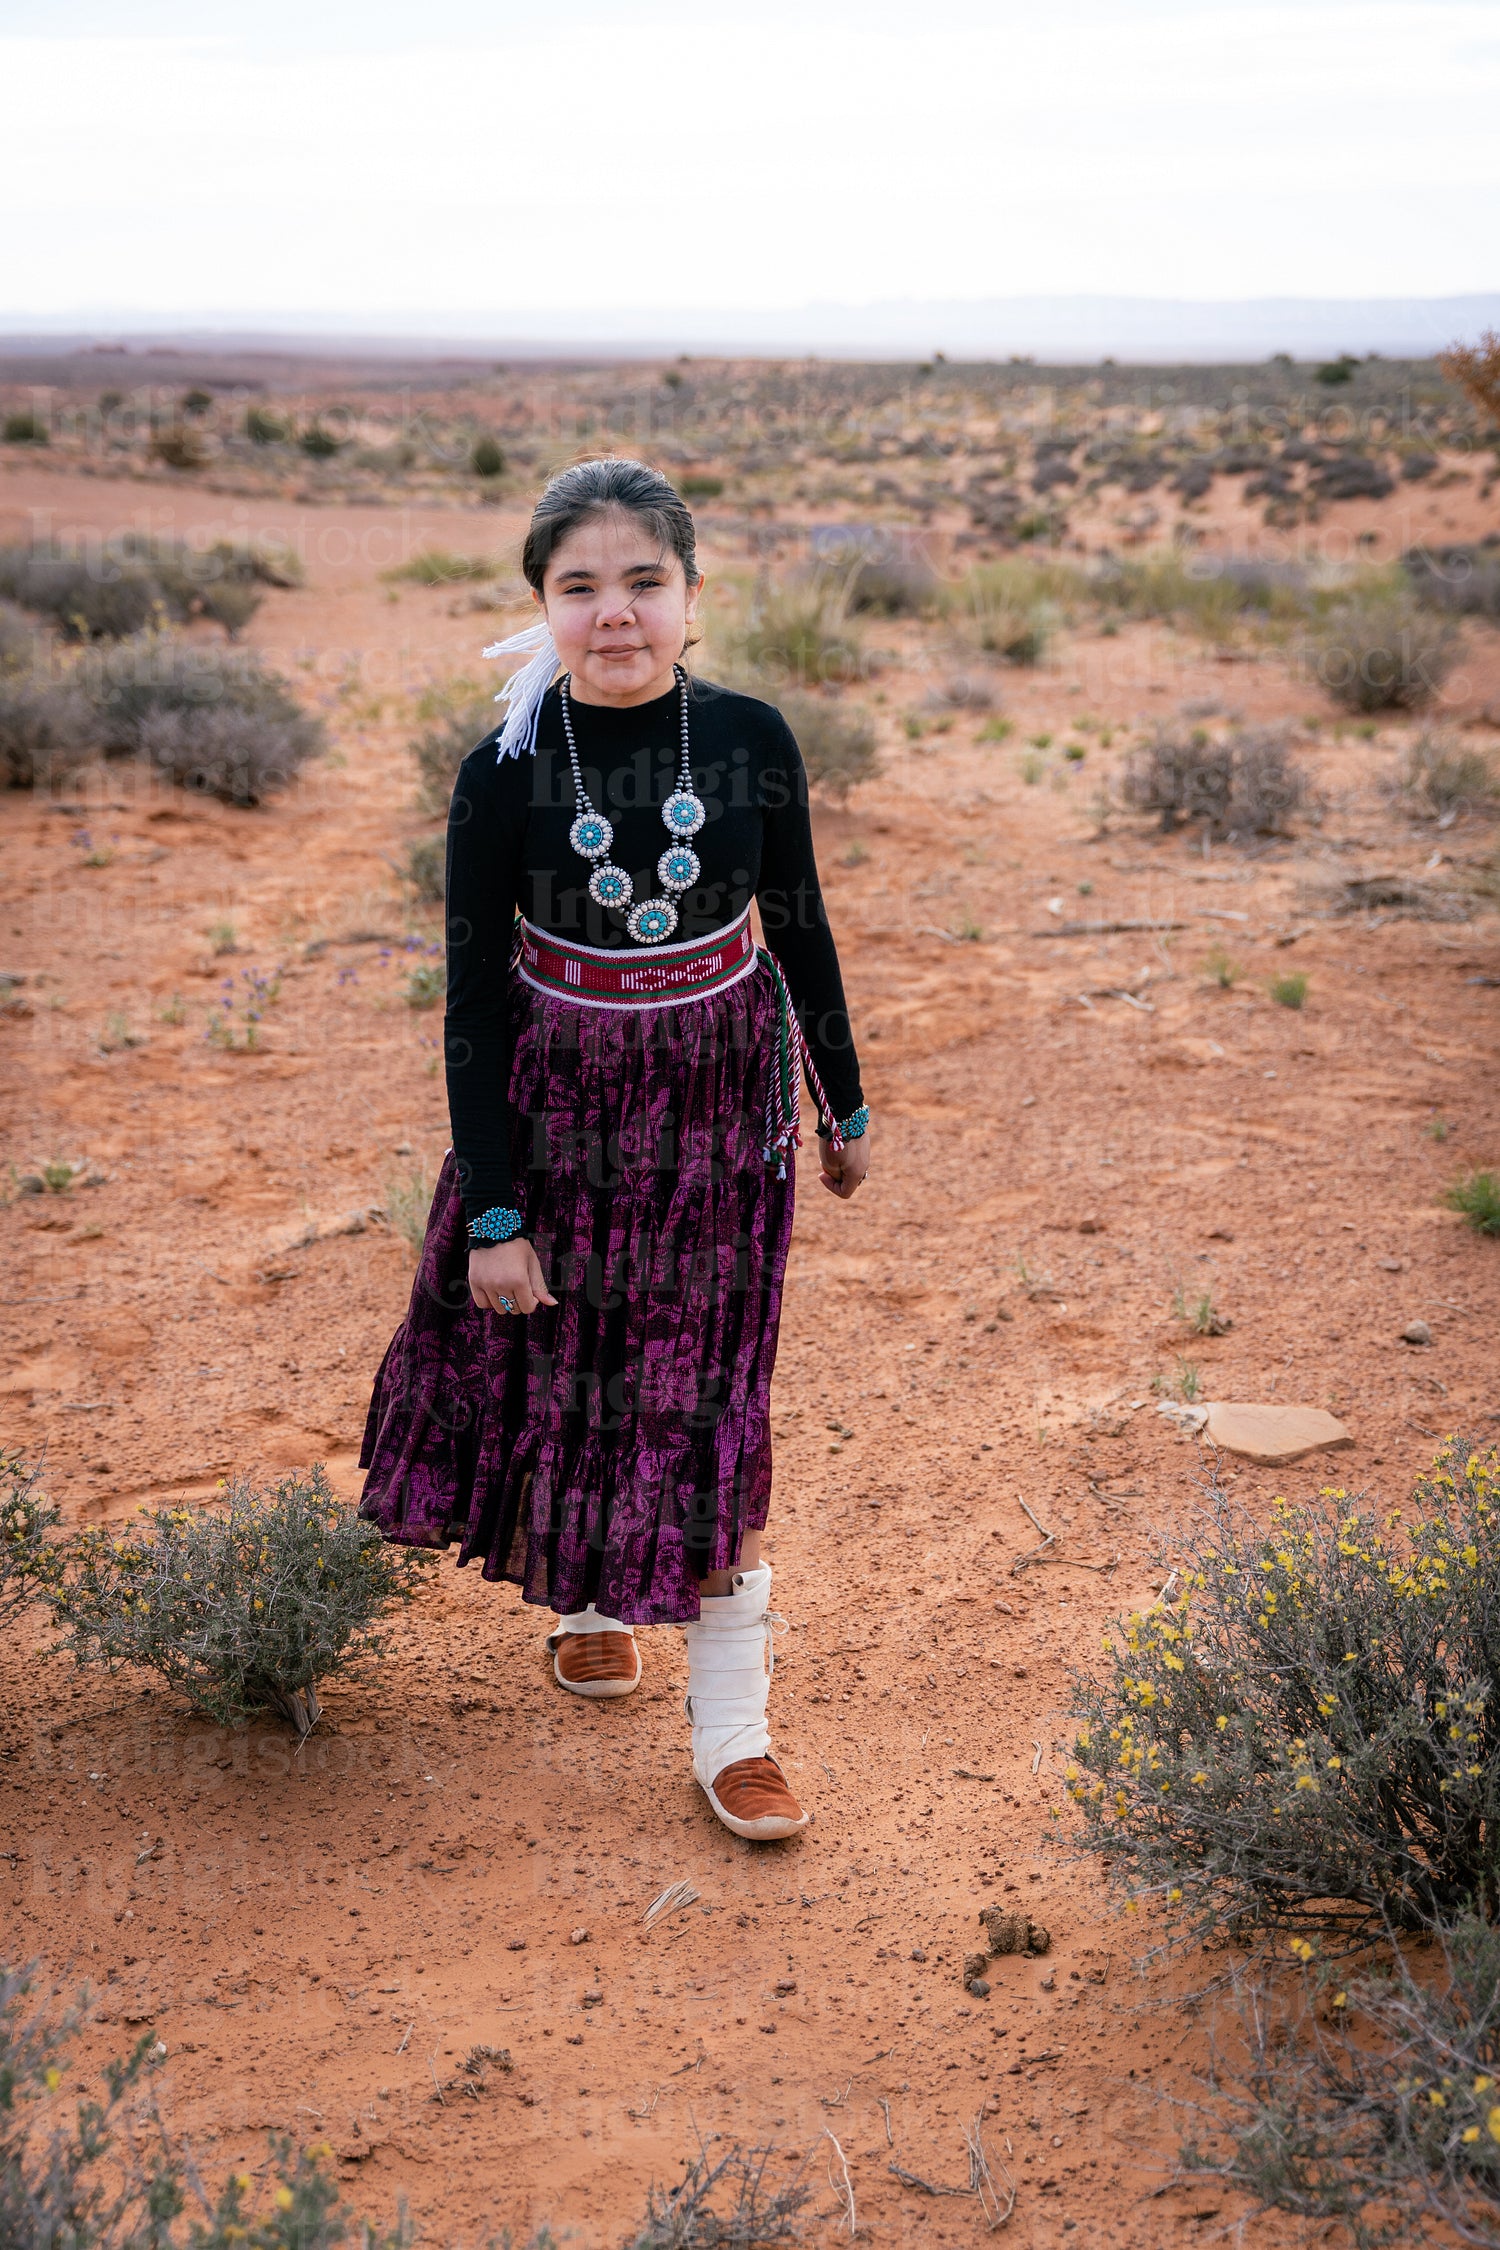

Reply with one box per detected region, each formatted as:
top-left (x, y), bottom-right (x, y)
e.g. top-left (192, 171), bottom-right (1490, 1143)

top-left (512, 909), bottom-right (845, 1166)
top-left (514, 909), bottom-right (757, 1009)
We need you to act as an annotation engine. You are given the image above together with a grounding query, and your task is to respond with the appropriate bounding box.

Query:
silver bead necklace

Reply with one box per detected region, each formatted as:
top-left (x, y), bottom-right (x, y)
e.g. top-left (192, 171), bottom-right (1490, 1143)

top-left (560, 662), bottom-right (706, 946)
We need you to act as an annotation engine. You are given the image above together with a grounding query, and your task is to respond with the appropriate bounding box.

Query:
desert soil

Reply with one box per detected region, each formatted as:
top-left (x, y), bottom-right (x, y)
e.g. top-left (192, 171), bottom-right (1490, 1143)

top-left (2, 444), bottom-right (1499, 2249)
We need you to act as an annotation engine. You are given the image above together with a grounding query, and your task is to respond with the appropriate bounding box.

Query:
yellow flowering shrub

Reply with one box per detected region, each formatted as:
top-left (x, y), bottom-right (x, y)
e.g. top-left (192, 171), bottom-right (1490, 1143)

top-left (1068, 1440), bottom-right (1500, 1938)
top-left (1183, 1912), bottom-right (1500, 2241)
top-left (45, 1466), bottom-right (431, 1735)
top-left (0, 1448), bottom-right (61, 1629)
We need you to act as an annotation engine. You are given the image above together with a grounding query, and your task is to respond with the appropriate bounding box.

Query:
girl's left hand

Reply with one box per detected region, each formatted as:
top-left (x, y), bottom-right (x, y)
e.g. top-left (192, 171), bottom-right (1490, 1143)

top-left (819, 1127), bottom-right (870, 1200)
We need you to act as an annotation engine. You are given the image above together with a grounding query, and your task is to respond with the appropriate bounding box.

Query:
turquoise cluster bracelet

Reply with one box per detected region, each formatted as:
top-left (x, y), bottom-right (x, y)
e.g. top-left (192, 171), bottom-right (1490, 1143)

top-left (469, 1205), bottom-right (524, 1244)
top-left (818, 1104), bottom-right (870, 1142)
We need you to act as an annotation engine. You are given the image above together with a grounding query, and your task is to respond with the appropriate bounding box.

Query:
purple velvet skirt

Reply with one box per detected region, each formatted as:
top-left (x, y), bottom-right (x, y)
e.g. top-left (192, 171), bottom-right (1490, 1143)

top-left (357, 962), bottom-right (793, 1624)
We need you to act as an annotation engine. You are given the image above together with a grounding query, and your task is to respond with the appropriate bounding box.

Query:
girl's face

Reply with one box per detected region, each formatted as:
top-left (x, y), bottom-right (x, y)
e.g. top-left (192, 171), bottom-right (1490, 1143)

top-left (537, 506), bottom-right (702, 706)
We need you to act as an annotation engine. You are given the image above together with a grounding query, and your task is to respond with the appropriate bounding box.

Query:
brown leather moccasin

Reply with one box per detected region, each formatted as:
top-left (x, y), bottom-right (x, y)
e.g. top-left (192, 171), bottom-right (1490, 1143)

top-left (547, 1629), bottom-right (642, 1699)
top-left (702, 1754), bottom-right (810, 1840)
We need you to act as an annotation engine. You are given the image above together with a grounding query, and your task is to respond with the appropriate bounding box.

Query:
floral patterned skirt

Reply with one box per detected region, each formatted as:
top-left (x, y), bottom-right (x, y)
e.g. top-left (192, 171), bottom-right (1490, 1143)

top-left (357, 962), bottom-right (793, 1624)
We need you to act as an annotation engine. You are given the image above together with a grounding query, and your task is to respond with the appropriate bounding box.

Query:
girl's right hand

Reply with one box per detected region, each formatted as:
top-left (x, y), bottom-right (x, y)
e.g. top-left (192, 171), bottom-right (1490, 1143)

top-left (468, 1238), bottom-right (557, 1316)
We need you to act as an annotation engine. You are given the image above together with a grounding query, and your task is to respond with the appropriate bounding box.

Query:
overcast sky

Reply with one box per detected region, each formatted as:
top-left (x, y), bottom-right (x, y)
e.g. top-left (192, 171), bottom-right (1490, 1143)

top-left (2, 0), bottom-right (1497, 320)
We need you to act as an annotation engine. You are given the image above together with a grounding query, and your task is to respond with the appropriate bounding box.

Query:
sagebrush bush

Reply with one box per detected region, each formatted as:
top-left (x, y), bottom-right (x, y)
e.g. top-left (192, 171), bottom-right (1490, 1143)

top-left (409, 679), bottom-right (495, 814)
top-left (0, 1962), bottom-right (410, 2250)
top-left (1305, 588), bottom-right (1462, 712)
top-left (1122, 724), bottom-right (1306, 838)
top-left (47, 1465), bottom-right (430, 1734)
top-left (1068, 1441), bottom-right (1500, 1938)
top-left (0, 672), bottom-right (95, 790)
top-left (848, 553), bottom-right (937, 615)
top-left (0, 536), bottom-right (291, 642)
top-left (471, 435), bottom-right (505, 478)
top-left (0, 1451), bottom-right (60, 1628)
top-left (778, 691), bottom-right (880, 802)
top-left (1393, 729), bottom-right (1499, 821)
top-left (87, 635), bottom-right (324, 803)
top-left (2, 412), bottom-right (47, 445)
top-left (1404, 540), bottom-right (1500, 621)
top-left (1183, 1918), bottom-right (1500, 2245)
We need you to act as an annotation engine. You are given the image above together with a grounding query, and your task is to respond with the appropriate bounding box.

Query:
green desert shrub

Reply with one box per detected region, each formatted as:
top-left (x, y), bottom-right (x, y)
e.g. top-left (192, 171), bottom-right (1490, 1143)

top-left (409, 678), bottom-right (496, 815)
top-left (244, 404), bottom-right (288, 444)
top-left (1305, 587), bottom-right (1462, 713)
top-left (1122, 724), bottom-right (1306, 837)
top-left (1067, 1440), bottom-right (1500, 1940)
top-left (2, 411), bottom-right (47, 445)
top-left (0, 1451), bottom-right (60, 1627)
top-left (46, 1464), bottom-right (430, 1736)
top-left (777, 690), bottom-right (880, 802)
top-left (471, 434), bottom-right (505, 478)
top-left (87, 635), bottom-right (325, 803)
top-left (1270, 970), bottom-right (1309, 1009)
top-left (679, 472), bottom-right (725, 500)
top-left (1445, 1170), bottom-right (1500, 1237)
top-left (298, 423), bottom-right (341, 459)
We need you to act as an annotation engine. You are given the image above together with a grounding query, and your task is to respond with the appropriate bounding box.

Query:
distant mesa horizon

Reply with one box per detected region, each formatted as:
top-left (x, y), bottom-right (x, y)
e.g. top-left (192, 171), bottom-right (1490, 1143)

top-left (2, 292), bottom-right (1498, 365)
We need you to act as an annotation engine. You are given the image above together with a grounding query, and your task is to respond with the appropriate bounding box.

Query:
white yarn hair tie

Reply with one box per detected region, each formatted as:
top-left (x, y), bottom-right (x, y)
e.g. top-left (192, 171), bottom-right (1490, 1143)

top-left (482, 617), bottom-right (558, 760)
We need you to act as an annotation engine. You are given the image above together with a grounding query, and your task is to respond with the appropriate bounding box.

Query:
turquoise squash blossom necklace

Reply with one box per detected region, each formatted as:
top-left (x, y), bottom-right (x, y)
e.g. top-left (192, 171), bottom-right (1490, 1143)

top-left (560, 662), bottom-right (705, 946)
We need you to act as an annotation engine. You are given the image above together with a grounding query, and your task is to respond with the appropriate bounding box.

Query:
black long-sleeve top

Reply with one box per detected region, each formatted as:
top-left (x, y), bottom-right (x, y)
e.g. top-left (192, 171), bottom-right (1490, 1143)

top-left (444, 674), bottom-right (865, 1223)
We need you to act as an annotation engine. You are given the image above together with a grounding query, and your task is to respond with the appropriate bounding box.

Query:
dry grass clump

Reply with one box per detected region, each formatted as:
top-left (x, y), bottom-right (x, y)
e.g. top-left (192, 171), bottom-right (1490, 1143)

top-left (1096, 554), bottom-right (1308, 641)
top-left (382, 548), bottom-right (498, 586)
top-left (409, 678), bottom-right (497, 815)
top-left (1445, 1171), bottom-right (1500, 1237)
top-left (0, 670), bottom-right (95, 790)
top-left (1122, 724), bottom-right (1306, 838)
top-left (777, 691), bottom-right (880, 802)
top-left (1067, 1440), bottom-right (1500, 1941)
top-left (1390, 730), bottom-right (1500, 822)
top-left (731, 571), bottom-right (864, 691)
top-left (87, 635), bottom-right (325, 803)
top-left (1304, 587), bottom-right (1462, 712)
top-left (46, 1464), bottom-right (431, 1737)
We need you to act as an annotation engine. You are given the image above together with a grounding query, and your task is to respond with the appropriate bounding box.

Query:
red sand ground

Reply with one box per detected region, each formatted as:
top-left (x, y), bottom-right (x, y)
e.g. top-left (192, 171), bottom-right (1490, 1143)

top-left (3, 461), bottom-right (1499, 2248)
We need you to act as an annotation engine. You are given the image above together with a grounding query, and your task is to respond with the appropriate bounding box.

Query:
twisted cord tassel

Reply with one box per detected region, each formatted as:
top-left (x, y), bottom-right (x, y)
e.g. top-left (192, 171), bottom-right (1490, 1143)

top-left (757, 948), bottom-right (844, 1175)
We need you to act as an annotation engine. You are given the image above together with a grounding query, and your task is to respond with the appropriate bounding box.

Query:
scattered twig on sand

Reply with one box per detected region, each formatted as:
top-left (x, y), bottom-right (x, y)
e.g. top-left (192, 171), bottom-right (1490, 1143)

top-left (1010, 1496), bottom-right (1056, 1575)
top-left (823, 2129), bottom-right (857, 2236)
top-left (427, 2050), bottom-right (446, 2105)
top-left (1027, 1552), bottom-right (1120, 1576)
top-left (626, 2085), bottom-right (665, 2121)
top-left (879, 2099), bottom-right (894, 2149)
top-left (1031, 1740), bottom-right (1044, 1776)
top-left (965, 2113), bottom-right (1016, 2229)
top-left (644, 1878), bottom-right (700, 1928)
top-left (395, 2022), bottom-right (414, 2055)
top-left (820, 2078), bottom-right (852, 2110)
top-left (890, 2113), bottom-right (1014, 2227)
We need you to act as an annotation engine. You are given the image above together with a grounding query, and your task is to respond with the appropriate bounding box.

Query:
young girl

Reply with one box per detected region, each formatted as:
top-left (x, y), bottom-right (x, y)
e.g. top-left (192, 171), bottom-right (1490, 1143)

top-left (359, 459), bottom-right (868, 1842)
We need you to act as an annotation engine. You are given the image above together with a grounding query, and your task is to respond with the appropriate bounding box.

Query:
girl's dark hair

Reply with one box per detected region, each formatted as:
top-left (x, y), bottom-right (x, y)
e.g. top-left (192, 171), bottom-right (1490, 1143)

top-left (521, 458), bottom-right (699, 593)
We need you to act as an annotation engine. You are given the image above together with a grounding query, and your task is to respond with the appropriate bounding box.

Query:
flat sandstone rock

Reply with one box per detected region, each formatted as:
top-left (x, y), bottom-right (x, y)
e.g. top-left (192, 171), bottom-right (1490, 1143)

top-left (1203, 1402), bottom-right (1354, 1465)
